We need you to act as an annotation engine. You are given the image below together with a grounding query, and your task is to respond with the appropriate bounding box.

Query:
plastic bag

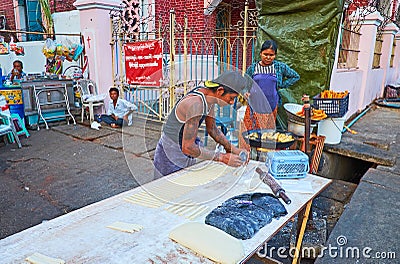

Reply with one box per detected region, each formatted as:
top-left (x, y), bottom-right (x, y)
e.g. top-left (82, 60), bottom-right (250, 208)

top-left (42, 39), bottom-right (56, 58)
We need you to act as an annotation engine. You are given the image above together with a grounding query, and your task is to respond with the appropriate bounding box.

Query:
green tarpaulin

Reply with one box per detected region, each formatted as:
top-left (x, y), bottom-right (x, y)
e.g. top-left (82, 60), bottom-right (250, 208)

top-left (255, 0), bottom-right (344, 104)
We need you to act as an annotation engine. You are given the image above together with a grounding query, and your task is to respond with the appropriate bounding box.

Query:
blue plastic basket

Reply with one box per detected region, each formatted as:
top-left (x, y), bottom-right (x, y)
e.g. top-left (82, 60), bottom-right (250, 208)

top-left (266, 150), bottom-right (309, 179)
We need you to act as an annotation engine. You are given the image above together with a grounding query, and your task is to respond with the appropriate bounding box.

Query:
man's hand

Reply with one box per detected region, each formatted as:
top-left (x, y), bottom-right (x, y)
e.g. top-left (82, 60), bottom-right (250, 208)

top-left (12, 69), bottom-right (19, 76)
top-left (10, 69), bottom-right (19, 82)
top-left (111, 114), bottom-right (118, 121)
top-left (229, 146), bottom-right (249, 164)
top-left (218, 152), bottom-right (245, 167)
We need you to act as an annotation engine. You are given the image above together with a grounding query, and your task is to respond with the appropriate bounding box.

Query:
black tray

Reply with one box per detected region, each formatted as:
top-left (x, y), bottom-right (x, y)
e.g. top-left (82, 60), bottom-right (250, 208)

top-left (242, 129), bottom-right (297, 149)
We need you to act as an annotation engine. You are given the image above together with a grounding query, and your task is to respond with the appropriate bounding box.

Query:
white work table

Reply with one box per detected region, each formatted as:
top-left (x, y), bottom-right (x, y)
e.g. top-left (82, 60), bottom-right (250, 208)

top-left (0, 160), bottom-right (331, 263)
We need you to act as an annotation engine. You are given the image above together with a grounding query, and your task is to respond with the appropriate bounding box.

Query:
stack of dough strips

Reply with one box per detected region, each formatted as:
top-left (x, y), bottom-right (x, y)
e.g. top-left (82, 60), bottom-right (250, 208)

top-left (106, 221), bottom-right (143, 233)
top-left (170, 163), bottom-right (234, 186)
top-left (165, 199), bottom-right (209, 220)
top-left (25, 253), bottom-right (65, 264)
top-left (124, 181), bottom-right (194, 208)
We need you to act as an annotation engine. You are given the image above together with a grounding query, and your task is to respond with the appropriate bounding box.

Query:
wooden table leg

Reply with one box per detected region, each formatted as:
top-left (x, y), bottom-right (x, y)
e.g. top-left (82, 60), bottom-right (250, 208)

top-left (292, 200), bottom-right (312, 264)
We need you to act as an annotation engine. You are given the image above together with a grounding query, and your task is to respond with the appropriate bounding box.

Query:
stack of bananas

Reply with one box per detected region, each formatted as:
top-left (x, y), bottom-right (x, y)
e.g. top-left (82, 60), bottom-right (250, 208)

top-left (310, 109), bottom-right (328, 120)
top-left (261, 131), bottom-right (294, 143)
top-left (320, 90), bottom-right (349, 99)
top-left (296, 108), bottom-right (327, 121)
top-left (247, 131), bottom-right (294, 143)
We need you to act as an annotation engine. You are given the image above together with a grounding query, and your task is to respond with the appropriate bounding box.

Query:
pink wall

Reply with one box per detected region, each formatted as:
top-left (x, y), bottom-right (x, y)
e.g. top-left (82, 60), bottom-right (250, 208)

top-left (330, 70), bottom-right (364, 118)
top-left (74, 0), bottom-right (119, 96)
top-left (330, 11), bottom-right (400, 118)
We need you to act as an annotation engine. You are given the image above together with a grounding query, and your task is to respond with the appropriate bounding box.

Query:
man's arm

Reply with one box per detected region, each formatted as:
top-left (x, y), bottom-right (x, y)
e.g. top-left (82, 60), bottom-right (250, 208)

top-left (122, 100), bottom-right (137, 120)
top-left (180, 98), bottom-right (216, 159)
top-left (205, 109), bottom-right (248, 163)
top-left (205, 112), bottom-right (244, 155)
top-left (182, 115), bottom-right (215, 159)
top-left (107, 100), bottom-right (112, 115)
top-left (205, 114), bottom-right (233, 153)
top-left (179, 98), bottom-right (223, 161)
top-left (183, 116), bottom-right (243, 166)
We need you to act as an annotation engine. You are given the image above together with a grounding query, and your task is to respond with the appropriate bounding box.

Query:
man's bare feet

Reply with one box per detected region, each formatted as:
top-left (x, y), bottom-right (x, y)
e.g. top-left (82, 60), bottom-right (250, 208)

top-left (110, 123), bottom-right (119, 128)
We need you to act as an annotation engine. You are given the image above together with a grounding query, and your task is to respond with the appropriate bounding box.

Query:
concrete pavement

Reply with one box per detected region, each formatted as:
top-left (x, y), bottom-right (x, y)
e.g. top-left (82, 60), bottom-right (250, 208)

top-left (315, 105), bottom-right (400, 264)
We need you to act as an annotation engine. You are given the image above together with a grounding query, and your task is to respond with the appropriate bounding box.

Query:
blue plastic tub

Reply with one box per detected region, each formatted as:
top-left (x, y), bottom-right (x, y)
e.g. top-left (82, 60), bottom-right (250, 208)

top-left (9, 104), bottom-right (25, 120)
top-left (266, 150), bottom-right (309, 179)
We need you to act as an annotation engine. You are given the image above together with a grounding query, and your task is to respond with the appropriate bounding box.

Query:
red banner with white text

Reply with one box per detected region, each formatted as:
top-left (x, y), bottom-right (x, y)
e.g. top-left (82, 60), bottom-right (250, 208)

top-left (124, 40), bottom-right (163, 87)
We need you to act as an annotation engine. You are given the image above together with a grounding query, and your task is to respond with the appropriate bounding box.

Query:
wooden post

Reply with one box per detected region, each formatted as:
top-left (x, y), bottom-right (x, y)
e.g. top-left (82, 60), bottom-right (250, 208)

top-left (184, 15), bottom-right (188, 95)
top-left (159, 15), bottom-right (163, 121)
top-left (117, 18), bottom-right (124, 99)
top-left (110, 17), bottom-right (116, 87)
top-left (169, 9), bottom-right (176, 111)
top-left (242, 1), bottom-right (249, 74)
top-left (292, 200), bottom-right (312, 264)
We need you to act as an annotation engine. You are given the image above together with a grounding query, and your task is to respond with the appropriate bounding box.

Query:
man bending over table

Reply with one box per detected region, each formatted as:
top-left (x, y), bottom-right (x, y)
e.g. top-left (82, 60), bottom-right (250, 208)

top-left (154, 70), bottom-right (250, 178)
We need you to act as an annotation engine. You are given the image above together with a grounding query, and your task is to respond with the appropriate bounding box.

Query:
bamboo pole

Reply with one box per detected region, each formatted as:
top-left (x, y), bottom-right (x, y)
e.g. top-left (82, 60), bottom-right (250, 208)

top-left (0, 29), bottom-right (80, 37)
top-left (110, 18), bottom-right (116, 87)
top-left (118, 19), bottom-right (124, 99)
top-left (242, 1), bottom-right (249, 74)
top-left (184, 15), bottom-right (188, 95)
top-left (159, 16), bottom-right (163, 121)
top-left (169, 9), bottom-right (176, 111)
top-left (292, 201), bottom-right (312, 264)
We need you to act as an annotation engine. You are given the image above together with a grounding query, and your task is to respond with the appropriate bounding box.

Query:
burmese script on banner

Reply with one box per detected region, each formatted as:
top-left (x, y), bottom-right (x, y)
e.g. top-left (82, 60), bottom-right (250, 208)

top-left (124, 40), bottom-right (163, 87)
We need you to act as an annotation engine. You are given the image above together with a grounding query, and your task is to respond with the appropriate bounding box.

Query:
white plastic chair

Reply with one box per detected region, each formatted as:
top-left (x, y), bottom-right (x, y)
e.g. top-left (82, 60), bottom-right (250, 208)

top-left (75, 79), bottom-right (106, 123)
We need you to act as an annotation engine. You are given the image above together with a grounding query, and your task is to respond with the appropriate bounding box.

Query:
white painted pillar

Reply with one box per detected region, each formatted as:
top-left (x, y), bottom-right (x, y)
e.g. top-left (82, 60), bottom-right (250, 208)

top-left (74, 0), bottom-right (121, 95)
top-left (357, 11), bottom-right (383, 110)
top-left (380, 23), bottom-right (399, 95)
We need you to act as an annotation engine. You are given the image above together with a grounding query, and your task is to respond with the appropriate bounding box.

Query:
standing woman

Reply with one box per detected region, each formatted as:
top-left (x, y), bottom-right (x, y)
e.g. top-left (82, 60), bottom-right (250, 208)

top-left (240, 40), bottom-right (299, 149)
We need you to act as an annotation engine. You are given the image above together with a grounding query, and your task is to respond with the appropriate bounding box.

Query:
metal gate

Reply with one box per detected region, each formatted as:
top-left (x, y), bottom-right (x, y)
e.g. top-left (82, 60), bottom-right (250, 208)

top-left (109, 0), bottom-right (259, 121)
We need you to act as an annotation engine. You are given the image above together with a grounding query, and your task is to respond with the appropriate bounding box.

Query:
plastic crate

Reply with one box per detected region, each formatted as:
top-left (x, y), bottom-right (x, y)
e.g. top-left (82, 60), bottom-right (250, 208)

top-left (266, 150), bottom-right (309, 179)
top-left (313, 93), bottom-right (349, 118)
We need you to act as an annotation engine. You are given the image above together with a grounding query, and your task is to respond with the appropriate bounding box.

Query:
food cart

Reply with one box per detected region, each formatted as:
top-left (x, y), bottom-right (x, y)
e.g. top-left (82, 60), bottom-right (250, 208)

top-left (0, 76), bottom-right (76, 129)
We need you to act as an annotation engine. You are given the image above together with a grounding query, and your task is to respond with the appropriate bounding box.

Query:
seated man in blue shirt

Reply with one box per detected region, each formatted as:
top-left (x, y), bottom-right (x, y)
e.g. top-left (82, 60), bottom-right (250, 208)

top-left (7, 60), bottom-right (27, 84)
top-left (99, 87), bottom-right (137, 128)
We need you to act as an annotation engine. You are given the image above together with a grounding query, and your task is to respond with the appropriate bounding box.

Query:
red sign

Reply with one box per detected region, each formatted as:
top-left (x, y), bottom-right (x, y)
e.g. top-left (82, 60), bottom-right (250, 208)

top-left (124, 40), bottom-right (163, 87)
